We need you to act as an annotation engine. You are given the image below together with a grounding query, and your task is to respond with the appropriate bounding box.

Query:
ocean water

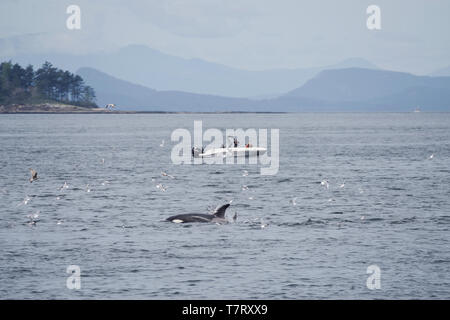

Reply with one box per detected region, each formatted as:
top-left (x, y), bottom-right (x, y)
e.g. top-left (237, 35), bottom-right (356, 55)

top-left (0, 113), bottom-right (449, 299)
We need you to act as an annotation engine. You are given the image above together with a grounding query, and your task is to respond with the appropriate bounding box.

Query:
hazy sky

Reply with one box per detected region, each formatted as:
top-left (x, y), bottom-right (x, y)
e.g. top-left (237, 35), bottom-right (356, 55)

top-left (1, 0), bottom-right (449, 74)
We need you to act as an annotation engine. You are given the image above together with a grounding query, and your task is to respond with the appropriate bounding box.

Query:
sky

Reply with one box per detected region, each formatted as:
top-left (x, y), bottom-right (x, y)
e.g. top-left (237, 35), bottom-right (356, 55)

top-left (0, 0), bottom-right (449, 74)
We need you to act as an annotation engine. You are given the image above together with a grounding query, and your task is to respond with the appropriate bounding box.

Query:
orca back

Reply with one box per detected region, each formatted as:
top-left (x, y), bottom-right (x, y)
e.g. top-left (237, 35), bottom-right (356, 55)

top-left (167, 213), bottom-right (213, 223)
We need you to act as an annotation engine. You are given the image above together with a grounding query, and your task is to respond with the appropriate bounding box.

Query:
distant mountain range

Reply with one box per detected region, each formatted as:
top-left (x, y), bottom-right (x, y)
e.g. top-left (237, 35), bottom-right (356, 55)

top-left (4, 44), bottom-right (378, 98)
top-left (283, 68), bottom-right (450, 111)
top-left (78, 67), bottom-right (450, 112)
top-left (77, 67), bottom-right (253, 112)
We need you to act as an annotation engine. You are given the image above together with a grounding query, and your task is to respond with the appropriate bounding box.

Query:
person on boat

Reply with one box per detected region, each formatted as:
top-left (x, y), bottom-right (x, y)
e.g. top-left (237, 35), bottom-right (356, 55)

top-left (191, 146), bottom-right (204, 157)
top-left (234, 138), bottom-right (239, 147)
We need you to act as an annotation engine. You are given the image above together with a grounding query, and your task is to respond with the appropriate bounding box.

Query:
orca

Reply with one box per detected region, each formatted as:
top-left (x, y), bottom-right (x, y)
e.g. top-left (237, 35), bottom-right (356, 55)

top-left (166, 204), bottom-right (232, 224)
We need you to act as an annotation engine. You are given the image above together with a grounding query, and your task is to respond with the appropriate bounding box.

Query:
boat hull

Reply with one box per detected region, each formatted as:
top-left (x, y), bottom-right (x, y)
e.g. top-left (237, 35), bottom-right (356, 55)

top-left (195, 147), bottom-right (266, 158)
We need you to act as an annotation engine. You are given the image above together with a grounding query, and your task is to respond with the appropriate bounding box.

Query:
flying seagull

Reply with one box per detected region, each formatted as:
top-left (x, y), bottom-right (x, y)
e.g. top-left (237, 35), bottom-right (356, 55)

top-left (161, 171), bottom-right (175, 179)
top-left (156, 183), bottom-right (167, 192)
top-left (290, 197), bottom-right (297, 206)
top-left (29, 169), bottom-right (38, 183)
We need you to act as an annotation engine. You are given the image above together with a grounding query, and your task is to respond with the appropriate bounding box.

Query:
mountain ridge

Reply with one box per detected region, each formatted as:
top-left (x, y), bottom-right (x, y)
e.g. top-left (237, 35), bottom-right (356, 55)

top-left (78, 66), bottom-right (450, 112)
top-left (4, 44), bottom-right (377, 98)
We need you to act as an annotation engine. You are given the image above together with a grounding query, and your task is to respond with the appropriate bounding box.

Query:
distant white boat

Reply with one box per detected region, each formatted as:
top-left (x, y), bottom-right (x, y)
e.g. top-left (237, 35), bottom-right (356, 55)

top-left (413, 106), bottom-right (421, 113)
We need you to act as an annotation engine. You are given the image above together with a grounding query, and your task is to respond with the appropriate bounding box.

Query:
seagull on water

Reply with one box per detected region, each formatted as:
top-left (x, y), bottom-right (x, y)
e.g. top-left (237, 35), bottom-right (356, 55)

top-left (59, 181), bottom-right (69, 191)
top-left (321, 180), bottom-right (329, 189)
top-left (27, 211), bottom-right (40, 226)
top-left (260, 219), bottom-right (268, 229)
top-left (18, 195), bottom-right (31, 206)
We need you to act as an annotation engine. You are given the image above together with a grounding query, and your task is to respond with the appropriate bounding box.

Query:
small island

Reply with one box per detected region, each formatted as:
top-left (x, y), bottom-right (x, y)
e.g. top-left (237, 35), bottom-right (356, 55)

top-left (0, 61), bottom-right (106, 113)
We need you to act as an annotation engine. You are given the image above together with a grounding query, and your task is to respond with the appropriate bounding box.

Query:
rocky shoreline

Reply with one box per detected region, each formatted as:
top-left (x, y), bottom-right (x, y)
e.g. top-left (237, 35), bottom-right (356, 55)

top-left (0, 104), bottom-right (287, 114)
top-left (0, 103), bottom-right (112, 113)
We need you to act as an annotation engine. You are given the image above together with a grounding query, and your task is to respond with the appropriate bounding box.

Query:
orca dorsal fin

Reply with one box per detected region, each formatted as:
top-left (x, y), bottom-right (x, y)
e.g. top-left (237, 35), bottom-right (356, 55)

top-left (213, 204), bottom-right (230, 218)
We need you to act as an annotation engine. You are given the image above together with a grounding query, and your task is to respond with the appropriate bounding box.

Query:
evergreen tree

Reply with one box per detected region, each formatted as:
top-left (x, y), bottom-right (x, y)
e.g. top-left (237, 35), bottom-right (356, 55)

top-left (0, 60), bottom-right (97, 107)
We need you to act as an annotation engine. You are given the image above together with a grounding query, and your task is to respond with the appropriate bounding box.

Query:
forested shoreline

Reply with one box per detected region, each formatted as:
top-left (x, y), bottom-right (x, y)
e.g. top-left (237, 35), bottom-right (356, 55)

top-left (0, 61), bottom-right (97, 107)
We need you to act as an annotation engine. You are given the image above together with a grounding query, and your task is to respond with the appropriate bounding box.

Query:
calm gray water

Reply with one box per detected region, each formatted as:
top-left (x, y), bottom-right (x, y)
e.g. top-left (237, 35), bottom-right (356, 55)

top-left (0, 113), bottom-right (449, 299)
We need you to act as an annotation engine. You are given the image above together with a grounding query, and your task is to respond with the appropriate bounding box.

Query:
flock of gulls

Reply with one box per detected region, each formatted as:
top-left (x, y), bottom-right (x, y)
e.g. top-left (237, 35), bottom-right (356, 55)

top-left (18, 162), bottom-right (112, 227)
top-left (15, 146), bottom-right (437, 229)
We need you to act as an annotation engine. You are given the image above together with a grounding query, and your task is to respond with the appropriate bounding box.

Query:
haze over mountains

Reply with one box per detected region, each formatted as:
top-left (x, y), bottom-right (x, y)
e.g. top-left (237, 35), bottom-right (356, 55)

top-left (4, 44), bottom-right (378, 98)
top-left (78, 66), bottom-right (450, 112)
top-left (4, 44), bottom-right (450, 111)
top-left (285, 68), bottom-right (450, 111)
top-left (77, 67), bottom-right (252, 112)
top-left (431, 66), bottom-right (450, 77)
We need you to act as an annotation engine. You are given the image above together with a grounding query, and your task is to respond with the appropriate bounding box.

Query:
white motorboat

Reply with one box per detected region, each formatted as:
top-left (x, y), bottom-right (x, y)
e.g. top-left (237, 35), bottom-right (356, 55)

top-left (203, 146), bottom-right (266, 157)
top-left (192, 136), bottom-right (267, 158)
top-left (192, 146), bottom-right (266, 158)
